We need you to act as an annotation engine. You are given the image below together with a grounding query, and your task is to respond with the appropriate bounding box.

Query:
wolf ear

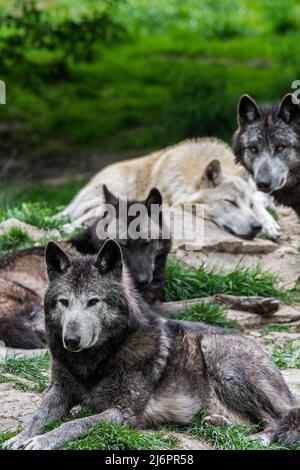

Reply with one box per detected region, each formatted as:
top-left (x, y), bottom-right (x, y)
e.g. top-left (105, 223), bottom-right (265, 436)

top-left (45, 241), bottom-right (71, 280)
top-left (278, 93), bottom-right (300, 124)
top-left (201, 159), bottom-right (222, 188)
top-left (103, 184), bottom-right (118, 207)
top-left (238, 94), bottom-right (261, 126)
top-left (95, 239), bottom-right (123, 278)
top-left (145, 188), bottom-right (162, 211)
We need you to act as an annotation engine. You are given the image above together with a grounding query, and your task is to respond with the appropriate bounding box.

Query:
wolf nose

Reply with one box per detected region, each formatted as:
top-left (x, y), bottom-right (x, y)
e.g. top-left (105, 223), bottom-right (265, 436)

top-left (251, 221), bottom-right (262, 233)
top-left (64, 334), bottom-right (81, 350)
top-left (256, 178), bottom-right (272, 192)
top-left (138, 275), bottom-right (151, 286)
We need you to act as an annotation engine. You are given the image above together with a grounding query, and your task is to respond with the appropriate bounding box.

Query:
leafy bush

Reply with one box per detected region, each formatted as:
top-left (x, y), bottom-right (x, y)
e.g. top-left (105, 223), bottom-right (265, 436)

top-left (0, 0), bottom-right (127, 82)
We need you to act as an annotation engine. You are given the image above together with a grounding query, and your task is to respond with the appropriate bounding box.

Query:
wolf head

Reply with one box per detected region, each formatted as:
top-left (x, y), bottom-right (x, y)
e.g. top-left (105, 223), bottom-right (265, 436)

top-left (199, 159), bottom-right (263, 239)
top-left (233, 93), bottom-right (300, 193)
top-left (72, 186), bottom-right (170, 290)
top-left (45, 239), bottom-right (145, 352)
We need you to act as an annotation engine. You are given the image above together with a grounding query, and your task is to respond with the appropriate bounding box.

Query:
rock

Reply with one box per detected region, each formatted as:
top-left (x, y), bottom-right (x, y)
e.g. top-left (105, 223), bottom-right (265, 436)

top-left (1, 347), bottom-right (47, 360)
top-left (173, 218), bottom-right (276, 254)
top-left (0, 383), bottom-right (41, 433)
top-left (0, 218), bottom-right (60, 241)
top-left (167, 432), bottom-right (212, 450)
top-left (282, 369), bottom-right (300, 403)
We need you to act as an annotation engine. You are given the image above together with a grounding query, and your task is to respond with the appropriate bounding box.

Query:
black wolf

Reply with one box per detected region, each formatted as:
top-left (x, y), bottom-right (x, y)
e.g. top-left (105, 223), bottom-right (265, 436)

top-left (233, 93), bottom-right (300, 216)
top-left (5, 239), bottom-right (300, 450)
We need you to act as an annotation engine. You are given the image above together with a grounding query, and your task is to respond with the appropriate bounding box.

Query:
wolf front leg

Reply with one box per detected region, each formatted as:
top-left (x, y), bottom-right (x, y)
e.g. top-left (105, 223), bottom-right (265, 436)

top-left (20, 408), bottom-right (123, 450)
top-left (4, 384), bottom-right (73, 450)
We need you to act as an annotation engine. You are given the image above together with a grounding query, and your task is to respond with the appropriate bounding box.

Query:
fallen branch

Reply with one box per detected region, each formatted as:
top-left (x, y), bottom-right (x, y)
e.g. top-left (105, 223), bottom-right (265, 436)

top-left (157, 295), bottom-right (281, 317)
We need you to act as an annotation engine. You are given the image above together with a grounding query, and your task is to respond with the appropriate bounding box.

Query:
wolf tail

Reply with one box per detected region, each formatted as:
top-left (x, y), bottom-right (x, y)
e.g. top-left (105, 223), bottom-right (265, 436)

top-left (275, 408), bottom-right (300, 448)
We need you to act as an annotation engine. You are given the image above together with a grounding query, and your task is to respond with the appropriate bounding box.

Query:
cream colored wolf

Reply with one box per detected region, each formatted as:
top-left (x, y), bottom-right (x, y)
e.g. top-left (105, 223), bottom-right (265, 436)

top-left (63, 138), bottom-right (280, 239)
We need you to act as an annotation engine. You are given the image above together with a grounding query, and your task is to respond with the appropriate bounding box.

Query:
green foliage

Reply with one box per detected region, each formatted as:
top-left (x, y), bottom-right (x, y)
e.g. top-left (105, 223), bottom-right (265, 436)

top-left (272, 341), bottom-right (300, 369)
top-left (63, 421), bottom-right (176, 450)
top-left (0, 352), bottom-right (51, 392)
top-left (174, 301), bottom-right (237, 329)
top-left (0, 0), bottom-right (299, 161)
top-left (0, 202), bottom-right (65, 229)
top-left (0, 227), bottom-right (35, 255)
top-left (164, 259), bottom-right (290, 302)
top-left (0, 0), bottom-right (126, 82)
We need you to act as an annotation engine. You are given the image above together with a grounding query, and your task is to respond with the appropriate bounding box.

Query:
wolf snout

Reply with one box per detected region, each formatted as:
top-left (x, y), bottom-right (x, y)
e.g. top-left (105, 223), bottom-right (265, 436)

top-left (63, 333), bottom-right (81, 351)
top-left (137, 274), bottom-right (152, 286)
top-left (251, 220), bottom-right (262, 233)
top-left (256, 177), bottom-right (272, 192)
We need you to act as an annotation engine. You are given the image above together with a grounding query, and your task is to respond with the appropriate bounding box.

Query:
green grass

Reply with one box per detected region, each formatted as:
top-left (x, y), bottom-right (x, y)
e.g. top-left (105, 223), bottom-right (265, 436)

top-left (0, 353), bottom-right (51, 392)
top-left (259, 324), bottom-right (293, 334)
top-left (272, 341), bottom-right (300, 369)
top-left (0, 407), bottom-right (177, 451)
top-left (0, 227), bottom-right (36, 255)
top-left (0, 202), bottom-right (66, 229)
top-left (183, 415), bottom-right (295, 450)
top-left (63, 421), bottom-right (176, 451)
top-left (174, 301), bottom-right (237, 329)
top-left (165, 259), bottom-right (290, 303)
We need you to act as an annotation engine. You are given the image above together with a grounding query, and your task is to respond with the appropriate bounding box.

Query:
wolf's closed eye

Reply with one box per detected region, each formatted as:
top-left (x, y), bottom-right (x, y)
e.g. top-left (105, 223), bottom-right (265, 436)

top-left (225, 199), bottom-right (238, 208)
top-left (87, 298), bottom-right (100, 307)
top-left (59, 298), bottom-right (69, 307)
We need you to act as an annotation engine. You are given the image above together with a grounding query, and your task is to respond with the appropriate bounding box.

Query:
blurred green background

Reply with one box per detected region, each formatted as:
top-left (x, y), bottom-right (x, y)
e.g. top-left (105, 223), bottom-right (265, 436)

top-left (0, 0), bottom-right (300, 182)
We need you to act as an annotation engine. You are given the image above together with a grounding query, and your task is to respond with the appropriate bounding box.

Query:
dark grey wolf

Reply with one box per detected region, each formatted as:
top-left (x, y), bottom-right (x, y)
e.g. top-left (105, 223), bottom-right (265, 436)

top-left (5, 239), bottom-right (300, 450)
top-left (233, 93), bottom-right (300, 216)
top-left (0, 187), bottom-right (171, 348)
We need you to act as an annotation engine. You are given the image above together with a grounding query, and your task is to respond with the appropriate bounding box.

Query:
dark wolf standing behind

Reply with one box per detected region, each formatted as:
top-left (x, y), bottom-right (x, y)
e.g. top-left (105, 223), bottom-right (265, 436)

top-left (5, 240), bottom-right (300, 450)
top-left (233, 93), bottom-right (300, 216)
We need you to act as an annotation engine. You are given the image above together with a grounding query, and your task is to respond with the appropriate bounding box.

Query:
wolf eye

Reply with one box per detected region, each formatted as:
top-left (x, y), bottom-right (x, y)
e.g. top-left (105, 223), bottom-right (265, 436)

top-left (59, 298), bottom-right (69, 307)
top-left (276, 144), bottom-right (285, 152)
top-left (225, 199), bottom-right (238, 208)
top-left (87, 298), bottom-right (100, 307)
top-left (249, 146), bottom-right (258, 154)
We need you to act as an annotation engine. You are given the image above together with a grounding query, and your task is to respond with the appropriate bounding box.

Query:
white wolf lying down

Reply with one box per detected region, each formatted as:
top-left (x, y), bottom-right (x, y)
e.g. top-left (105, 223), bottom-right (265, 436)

top-left (62, 138), bottom-right (280, 239)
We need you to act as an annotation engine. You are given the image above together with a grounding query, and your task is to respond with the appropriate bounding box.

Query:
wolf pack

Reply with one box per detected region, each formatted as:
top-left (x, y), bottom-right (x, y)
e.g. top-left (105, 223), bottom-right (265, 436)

top-left (2, 93), bottom-right (300, 450)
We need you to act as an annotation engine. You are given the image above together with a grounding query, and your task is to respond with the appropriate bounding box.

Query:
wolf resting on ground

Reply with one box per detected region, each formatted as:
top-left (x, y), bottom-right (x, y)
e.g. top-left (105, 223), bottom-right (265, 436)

top-left (5, 240), bottom-right (300, 450)
top-left (0, 187), bottom-right (171, 348)
top-left (234, 93), bottom-right (300, 216)
top-left (62, 138), bottom-right (280, 240)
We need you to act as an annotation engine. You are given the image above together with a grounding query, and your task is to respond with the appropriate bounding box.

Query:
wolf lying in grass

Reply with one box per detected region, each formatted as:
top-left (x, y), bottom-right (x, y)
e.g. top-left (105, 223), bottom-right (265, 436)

top-left (62, 138), bottom-right (280, 240)
top-left (0, 187), bottom-right (172, 348)
top-left (5, 240), bottom-right (299, 450)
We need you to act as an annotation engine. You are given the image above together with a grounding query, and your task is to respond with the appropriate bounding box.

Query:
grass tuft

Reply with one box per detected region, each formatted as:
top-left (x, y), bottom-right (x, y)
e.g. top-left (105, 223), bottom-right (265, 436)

top-left (183, 415), bottom-right (294, 450)
top-left (0, 227), bottom-right (35, 255)
top-left (174, 301), bottom-right (237, 329)
top-left (0, 353), bottom-right (51, 392)
top-left (164, 259), bottom-right (290, 303)
top-left (0, 202), bottom-right (66, 230)
top-left (63, 421), bottom-right (177, 451)
top-left (272, 341), bottom-right (300, 369)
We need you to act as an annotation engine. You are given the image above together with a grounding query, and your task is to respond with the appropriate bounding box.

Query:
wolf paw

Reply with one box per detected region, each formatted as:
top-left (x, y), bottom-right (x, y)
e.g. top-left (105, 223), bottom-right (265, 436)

top-left (248, 429), bottom-right (274, 446)
top-left (3, 433), bottom-right (31, 450)
top-left (203, 414), bottom-right (232, 427)
top-left (21, 435), bottom-right (55, 451)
